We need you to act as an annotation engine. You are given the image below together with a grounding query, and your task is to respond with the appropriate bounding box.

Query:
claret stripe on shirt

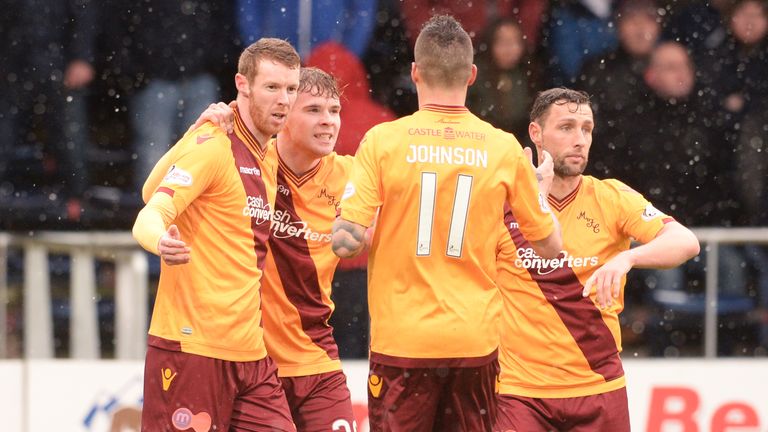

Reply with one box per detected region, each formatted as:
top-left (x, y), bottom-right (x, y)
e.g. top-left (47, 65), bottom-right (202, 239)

top-left (276, 145), bottom-right (323, 187)
top-left (548, 178), bottom-right (582, 212)
top-left (231, 138), bottom-right (270, 271)
top-left (233, 107), bottom-right (267, 160)
top-left (504, 207), bottom-right (624, 382)
top-left (268, 168), bottom-right (340, 358)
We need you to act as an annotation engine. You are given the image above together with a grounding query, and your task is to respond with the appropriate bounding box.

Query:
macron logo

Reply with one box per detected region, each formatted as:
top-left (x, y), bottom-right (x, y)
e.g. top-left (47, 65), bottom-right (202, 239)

top-left (239, 166), bottom-right (261, 176)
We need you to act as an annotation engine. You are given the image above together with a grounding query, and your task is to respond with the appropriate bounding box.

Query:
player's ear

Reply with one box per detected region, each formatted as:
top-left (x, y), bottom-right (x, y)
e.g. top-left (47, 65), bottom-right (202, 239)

top-left (235, 73), bottom-right (250, 97)
top-left (529, 121), bottom-right (542, 147)
top-left (467, 64), bottom-right (477, 86)
top-left (410, 62), bottom-right (419, 84)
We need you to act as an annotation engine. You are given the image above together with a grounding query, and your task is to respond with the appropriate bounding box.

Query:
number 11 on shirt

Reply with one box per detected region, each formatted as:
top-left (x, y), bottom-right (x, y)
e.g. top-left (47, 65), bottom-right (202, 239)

top-left (416, 172), bottom-right (473, 258)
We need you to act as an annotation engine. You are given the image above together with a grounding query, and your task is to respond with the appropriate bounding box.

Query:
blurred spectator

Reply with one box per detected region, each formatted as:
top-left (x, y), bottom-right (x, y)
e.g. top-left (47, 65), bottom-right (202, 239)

top-left (628, 42), bottom-right (750, 356)
top-left (306, 41), bottom-right (397, 358)
top-left (544, 0), bottom-right (618, 85)
top-left (625, 41), bottom-right (732, 224)
top-left (720, 0), bottom-right (768, 226)
top-left (124, 1), bottom-right (238, 191)
top-left (399, 0), bottom-right (548, 50)
top-left (363, 0), bottom-right (419, 117)
top-left (467, 18), bottom-right (538, 140)
top-left (720, 0), bottom-right (768, 350)
top-left (663, 0), bottom-right (730, 63)
top-left (236, 0), bottom-right (377, 58)
top-left (0, 0), bottom-right (97, 218)
top-left (580, 0), bottom-right (661, 178)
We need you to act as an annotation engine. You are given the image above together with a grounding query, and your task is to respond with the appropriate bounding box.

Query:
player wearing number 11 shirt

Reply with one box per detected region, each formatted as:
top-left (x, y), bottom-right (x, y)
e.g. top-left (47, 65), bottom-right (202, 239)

top-left (332, 15), bottom-right (562, 432)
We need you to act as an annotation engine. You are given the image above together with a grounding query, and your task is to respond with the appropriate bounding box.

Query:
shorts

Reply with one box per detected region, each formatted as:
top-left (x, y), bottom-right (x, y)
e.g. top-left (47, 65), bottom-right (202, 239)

top-left (367, 360), bottom-right (498, 432)
top-left (281, 370), bottom-right (356, 432)
top-left (141, 344), bottom-right (295, 431)
top-left (494, 387), bottom-right (630, 432)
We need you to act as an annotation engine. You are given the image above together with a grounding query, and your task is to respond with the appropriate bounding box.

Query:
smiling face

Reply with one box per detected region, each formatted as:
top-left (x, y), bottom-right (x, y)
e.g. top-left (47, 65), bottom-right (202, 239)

top-left (531, 101), bottom-right (594, 178)
top-left (237, 59), bottom-right (300, 142)
top-left (284, 90), bottom-right (341, 159)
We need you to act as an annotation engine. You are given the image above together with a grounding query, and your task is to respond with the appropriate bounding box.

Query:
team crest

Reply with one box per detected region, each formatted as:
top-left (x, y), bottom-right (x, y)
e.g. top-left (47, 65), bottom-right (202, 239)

top-left (368, 374), bottom-right (383, 398)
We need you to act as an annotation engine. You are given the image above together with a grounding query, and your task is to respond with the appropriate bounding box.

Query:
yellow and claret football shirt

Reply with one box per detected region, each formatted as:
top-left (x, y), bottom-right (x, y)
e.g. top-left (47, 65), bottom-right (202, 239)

top-left (141, 107), bottom-right (276, 361)
top-left (260, 141), bottom-right (353, 377)
top-left (341, 104), bottom-right (555, 367)
top-left (497, 176), bottom-right (671, 398)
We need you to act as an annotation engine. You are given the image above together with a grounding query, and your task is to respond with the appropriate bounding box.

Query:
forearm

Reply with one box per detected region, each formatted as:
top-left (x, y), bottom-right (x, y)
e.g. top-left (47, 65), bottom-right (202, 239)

top-left (626, 222), bottom-right (700, 269)
top-left (132, 194), bottom-right (178, 255)
top-left (530, 213), bottom-right (563, 259)
top-left (332, 218), bottom-right (368, 258)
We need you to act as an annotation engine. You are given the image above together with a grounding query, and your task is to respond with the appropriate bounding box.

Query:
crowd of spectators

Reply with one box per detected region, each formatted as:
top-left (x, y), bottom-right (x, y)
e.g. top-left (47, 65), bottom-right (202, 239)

top-left (2, 0), bottom-right (767, 356)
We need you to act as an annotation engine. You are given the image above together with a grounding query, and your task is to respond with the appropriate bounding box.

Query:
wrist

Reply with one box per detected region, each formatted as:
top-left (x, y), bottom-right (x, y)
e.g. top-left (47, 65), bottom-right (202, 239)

top-left (625, 248), bottom-right (637, 267)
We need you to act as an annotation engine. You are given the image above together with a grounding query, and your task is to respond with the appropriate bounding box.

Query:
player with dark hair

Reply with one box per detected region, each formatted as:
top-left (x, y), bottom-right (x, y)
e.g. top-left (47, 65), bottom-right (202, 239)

top-left (494, 88), bottom-right (700, 432)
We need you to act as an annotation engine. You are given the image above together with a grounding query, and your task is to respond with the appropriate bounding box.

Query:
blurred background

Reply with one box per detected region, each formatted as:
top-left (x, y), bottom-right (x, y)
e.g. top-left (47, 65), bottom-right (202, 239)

top-left (1, 0), bottom-right (768, 364)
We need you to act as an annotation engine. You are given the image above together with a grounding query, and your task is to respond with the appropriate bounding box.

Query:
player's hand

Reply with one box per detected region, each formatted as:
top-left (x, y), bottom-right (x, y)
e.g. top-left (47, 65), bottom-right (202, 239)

top-left (582, 250), bottom-right (634, 309)
top-left (189, 101), bottom-right (236, 134)
top-left (158, 224), bottom-right (191, 265)
top-left (524, 147), bottom-right (554, 198)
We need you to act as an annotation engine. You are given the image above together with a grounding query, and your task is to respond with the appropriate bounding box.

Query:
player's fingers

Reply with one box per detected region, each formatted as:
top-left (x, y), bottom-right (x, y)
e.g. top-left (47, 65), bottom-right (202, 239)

top-left (163, 254), bottom-right (190, 265)
top-left (598, 274), bottom-right (613, 309)
top-left (523, 147), bottom-right (533, 166)
top-left (612, 276), bottom-right (622, 299)
top-left (168, 224), bottom-right (180, 240)
top-left (540, 150), bottom-right (553, 167)
top-left (582, 276), bottom-right (594, 297)
top-left (160, 245), bottom-right (190, 256)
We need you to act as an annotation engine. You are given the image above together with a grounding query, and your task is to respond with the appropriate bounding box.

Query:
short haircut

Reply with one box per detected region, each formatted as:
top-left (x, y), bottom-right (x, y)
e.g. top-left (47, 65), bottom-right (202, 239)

top-left (530, 88), bottom-right (592, 124)
top-left (414, 15), bottom-right (474, 88)
top-left (238, 38), bottom-right (300, 83)
top-left (298, 67), bottom-right (341, 100)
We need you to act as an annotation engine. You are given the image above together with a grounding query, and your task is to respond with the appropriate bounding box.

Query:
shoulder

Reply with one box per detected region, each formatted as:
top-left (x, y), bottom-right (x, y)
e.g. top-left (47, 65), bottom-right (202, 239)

top-left (177, 123), bottom-right (233, 159)
top-left (323, 152), bottom-right (355, 175)
top-left (589, 176), bottom-right (654, 216)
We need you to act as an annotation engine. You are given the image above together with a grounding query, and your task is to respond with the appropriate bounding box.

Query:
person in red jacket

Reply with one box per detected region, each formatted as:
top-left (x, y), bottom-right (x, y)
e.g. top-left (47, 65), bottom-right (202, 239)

top-left (306, 41), bottom-right (397, 358)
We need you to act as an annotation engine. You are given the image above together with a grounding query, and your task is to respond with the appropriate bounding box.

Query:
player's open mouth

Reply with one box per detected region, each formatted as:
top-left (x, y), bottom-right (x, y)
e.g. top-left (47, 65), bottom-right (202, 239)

top-left (272, 113), bottom-right (286, 120)
top-left (315, 133), bottom-right (333, 140)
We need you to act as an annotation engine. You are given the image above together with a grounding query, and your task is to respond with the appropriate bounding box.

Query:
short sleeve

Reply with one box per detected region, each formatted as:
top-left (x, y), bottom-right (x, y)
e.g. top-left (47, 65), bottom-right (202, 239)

top-left (609, 179), bottom-right (670, 244)
top-left (153, 130), bottom-right (230, 217)
top-left (340, 131), bottom-right (381, 227)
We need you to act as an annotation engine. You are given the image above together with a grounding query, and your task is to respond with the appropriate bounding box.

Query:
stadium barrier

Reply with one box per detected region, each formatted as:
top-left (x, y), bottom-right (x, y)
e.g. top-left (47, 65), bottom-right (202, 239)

top-left (1, 358), bottom-right (767, 431)
top-left (2, 228), bottom-right (768, 361)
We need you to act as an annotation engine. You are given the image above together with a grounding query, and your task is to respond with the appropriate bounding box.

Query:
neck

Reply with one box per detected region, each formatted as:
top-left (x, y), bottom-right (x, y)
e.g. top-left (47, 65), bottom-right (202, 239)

top-left (236, 94), bottom-right (270, 149)
top-left (275, 132), bottom-right (321, 177)
top-left (549, 174), bottom-right (582, 200)
top-left (417, 84), bottom-right (468, 108)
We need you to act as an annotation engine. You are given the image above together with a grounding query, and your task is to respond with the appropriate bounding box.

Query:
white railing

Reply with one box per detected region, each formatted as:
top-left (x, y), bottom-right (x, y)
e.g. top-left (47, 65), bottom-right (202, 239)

top-left (0, 232), bottom-right (148, 359)
top-left (692, 228), bottom-right (768, 357)
top-left (0, 228), bottom-right (767, 359)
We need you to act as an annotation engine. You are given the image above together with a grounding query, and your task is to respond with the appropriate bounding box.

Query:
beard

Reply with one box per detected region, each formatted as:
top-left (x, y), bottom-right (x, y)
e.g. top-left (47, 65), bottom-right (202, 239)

top-left (248, 100), bottom-right (281, 140)
top-left (554, 156), bottom-right (587, 177)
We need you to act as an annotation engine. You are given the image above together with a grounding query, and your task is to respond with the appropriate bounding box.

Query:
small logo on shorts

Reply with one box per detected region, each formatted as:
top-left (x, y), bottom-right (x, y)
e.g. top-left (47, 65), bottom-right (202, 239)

top-left (161, 368), bottom-right (177, 391)
top-left (171, 407), bottom-right (212, 432)
top-left (368, 374), bottom-right (383, 398)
